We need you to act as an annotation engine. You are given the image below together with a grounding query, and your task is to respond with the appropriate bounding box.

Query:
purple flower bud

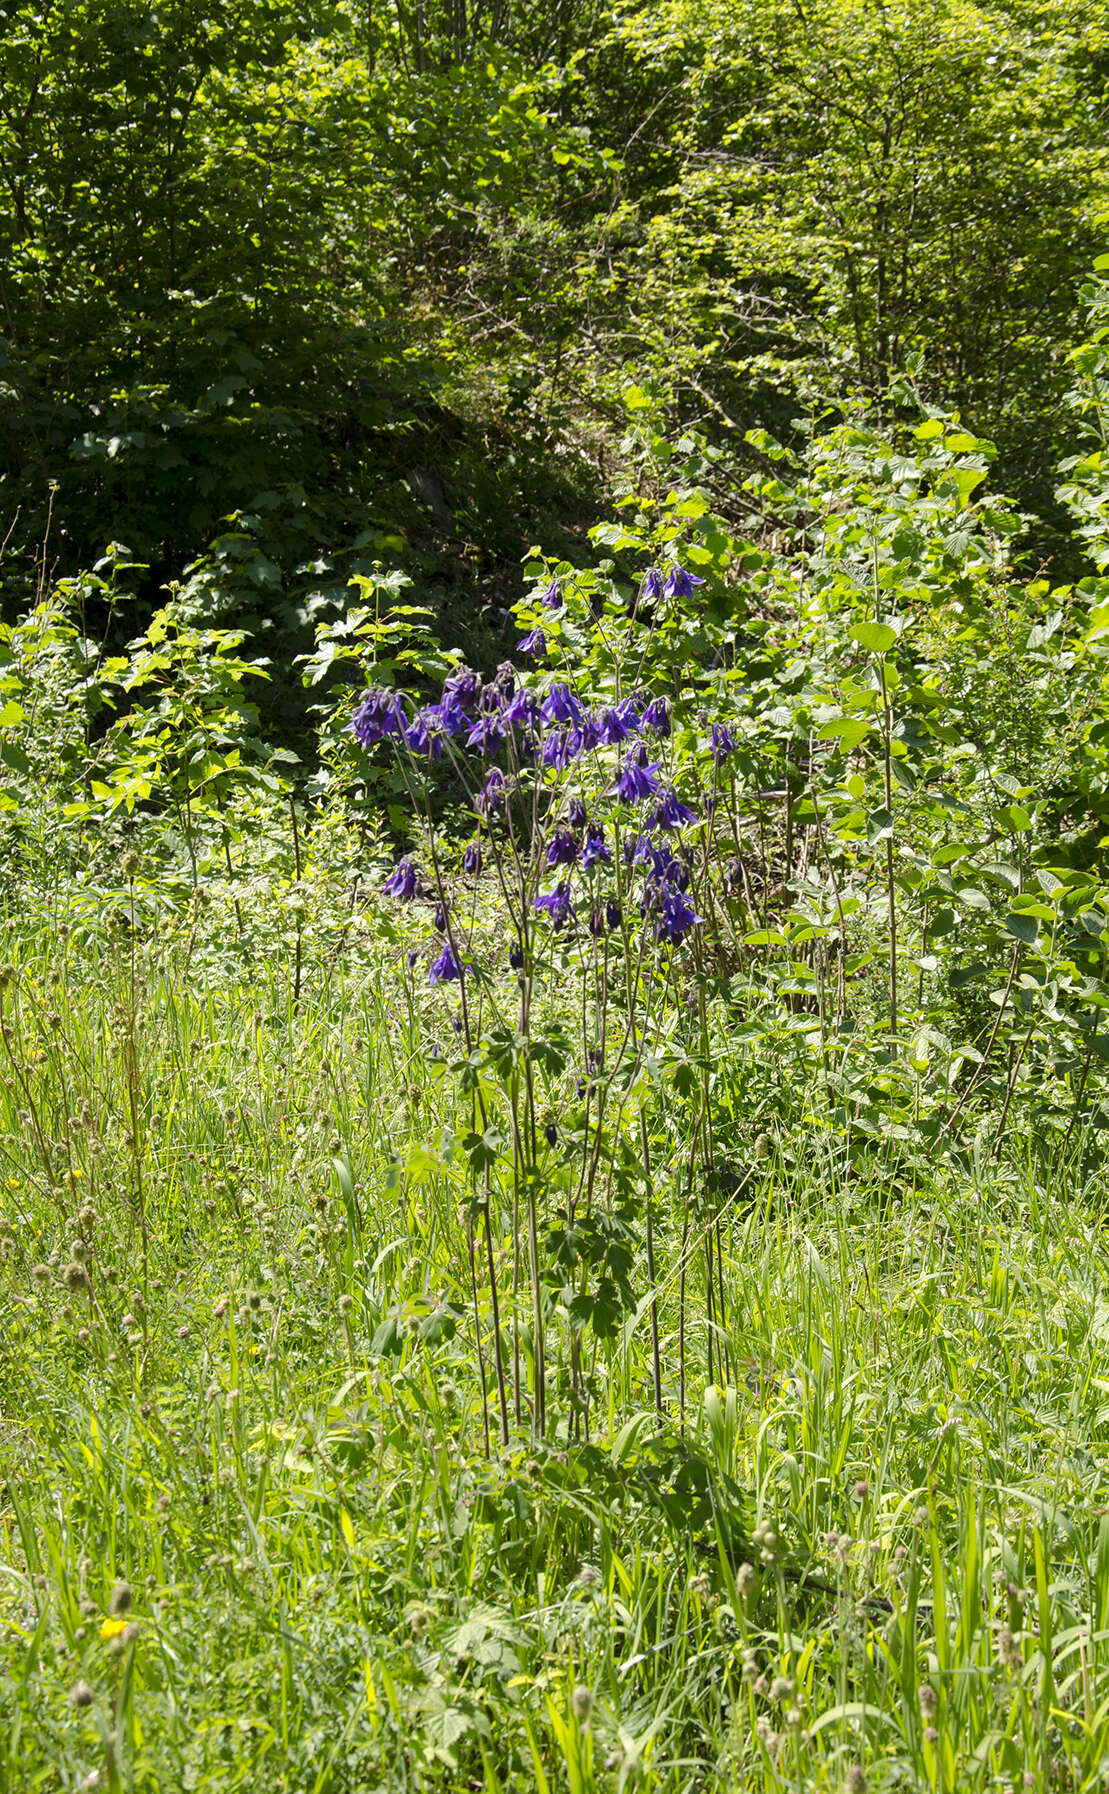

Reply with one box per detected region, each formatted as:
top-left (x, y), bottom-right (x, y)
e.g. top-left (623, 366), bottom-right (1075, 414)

top-left (547, 829), bottom-right (579, 867)
top-left (541, 579), bottom-right (564, 612)
top-left (463, 842), bottom-right (482, 876)
top-left (475, 768), bottom-right (507, 815)
top-left (712, 723), bottom-right (738, 763)
top-left (642, 696), bottom-right (671, 738)
top-left (383, 858), bottom-right (419, 900)
top-left (518, 626), bottom-right (547, 657)
top-left (509, 940), bottom-right (525, 970)
top-left (434, 902), bottom-right (449, 931)
top-left (541, 729), bottom-right (574, 771)
top-left (533, 881), bottom-right (574, 930)
top-left (429, 941), bottom-right (464, 983)
top-left (568, 798), bottom-right (588, 831)
top-left (664, 562), bottom-right (706, 600)
top-left (642, 568), bottom-right (664, 604)
top-left (351, 686), bottom-right (406, 747)
top-left (406, 948), bottom-right (419, 969)
top-left (605, 899), bottom-right (623, 931)
top-left (544, 1121), bottom-right (558, 1147)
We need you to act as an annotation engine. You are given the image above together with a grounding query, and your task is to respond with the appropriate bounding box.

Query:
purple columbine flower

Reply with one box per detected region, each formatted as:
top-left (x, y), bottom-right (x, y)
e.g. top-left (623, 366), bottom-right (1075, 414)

top-left (475, 768), bottom-right (507, 815)
top-left (405, 706), bottom-right (444, 760)
top-left (642, 696), bottom-right (671, 738)
top-left (653, 790), bottom-right (698, 832)
top-left (437, 693), bottom-right (470, 737)
top-left (642, 567), bottom-right (665, 604)
top-left (612, 753), bottom-right (662, 805)
top-left (577, 711), bottom-right (604, 752)
top-left (466, 713), bottom-right (505, 755)
top-left (605, 898), bottom-right (623, 930)
top-left (664, 562), bottom-right (706, 600)
top-left (463, 842), bottom-right (482, 876)
top-left (547, 829), bottom-right (580, 867)
top-left (542, 579), bottom-right (564, 612)
top-left (542, 729), bottom-right (574, 771)
top-left (504, 689), bottom-right (540, 730)
top-left (712, 723), bottom-right (738, 763)
top-left (518, 626), bottom-right (547, 657)
top-left (654, 887), bottom-right (703, 944)
top-left (568, 798), bottom-right (587, 831)
top-left (534, 882), bottom-right (574, 930)
top-left (429, 941), bottom-right (464, 983)
top-left (588, 908), bottom-right (606, 937)
top-left (541, 682), bottom-right (583, 728)
top-left (600, 705), bottom-right (634, 746)
top-left (442, 667), bottom-right (482, 713)
top-left (383, 858), bottom-right (419, 900)
top-left (351, 686), bottom-right (406, 747)
top-left (581, 827), bottom-right (612, 869)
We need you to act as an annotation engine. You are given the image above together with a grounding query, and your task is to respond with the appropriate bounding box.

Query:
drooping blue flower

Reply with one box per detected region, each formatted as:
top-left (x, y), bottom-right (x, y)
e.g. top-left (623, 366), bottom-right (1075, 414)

top-left (351, 686), bottom-right (406, 748)
top-left (383, 858), bottom-right (419, 899)
top-left (642, 696), bottom-right (671, 739)
top-left (405, 705), bottom-right (444, 759)
top-left (653, 790), bottom-right (698, 832)
top-left (654, 888), bottom-right (703, 944)
top-left (664, 562), bottom-right (706, 600)
top-left (540, 682), bottom-right (583, 728)
top-left (605, 898), bottom-right (623, 930)
top-left (541, 579), bottom-right (564, 612)
top-left (518, 626), bottom-right (547, 657)
top-left (534, 881), bottom-right (574, 931)
top-left (463, 842), bottom-right (483, 876)
top-left (645, 842), bottom-right (690, 892)
top-left (434, 901), bottom-right (449, 932)
top-left (576, 711), bottom-right (604, 753)
top-left (541, 729), bottom-right (574, 771)
top-left (503, 689), bottom-right (540, 731)
top-left (711, 723), bottom-right (738, 763)
top-left (581, 827), bottom-right (612, 869)
top-left (600, 705), bottom-right (634, 746)
top-left (437, 693), bottom-right (470, 737)
top-left (547, 829), bottom-right (580, 868)
top-left (442, 667), bottom-right (482, 713)
top-left (641, 568), bottom-right (664, 605)
top-left (429, 941), bottom-right (464, 983)
top-left (466, 713), bottom-right (505, 755)
top-left (612, 753), bottom-right (662, 805)
top-left (509, 939), bottom-right (525, 970)
top-left (475, 768), bottom-right (507, 815)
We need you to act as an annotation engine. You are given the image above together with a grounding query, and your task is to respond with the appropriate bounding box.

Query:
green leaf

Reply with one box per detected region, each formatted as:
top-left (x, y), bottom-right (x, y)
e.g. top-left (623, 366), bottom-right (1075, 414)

top-left (851, 621), bottom-right (898, 654)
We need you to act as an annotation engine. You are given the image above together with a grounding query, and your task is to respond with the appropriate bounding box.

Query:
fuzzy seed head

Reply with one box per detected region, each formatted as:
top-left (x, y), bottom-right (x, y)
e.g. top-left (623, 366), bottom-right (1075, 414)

top-left (108, 1581), bottom-right (132, 1616)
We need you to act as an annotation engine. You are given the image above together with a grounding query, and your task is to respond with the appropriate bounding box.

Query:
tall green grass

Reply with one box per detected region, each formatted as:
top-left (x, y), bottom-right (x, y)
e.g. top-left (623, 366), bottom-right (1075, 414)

top-left (3, 893), bottom-right (1109, 1791)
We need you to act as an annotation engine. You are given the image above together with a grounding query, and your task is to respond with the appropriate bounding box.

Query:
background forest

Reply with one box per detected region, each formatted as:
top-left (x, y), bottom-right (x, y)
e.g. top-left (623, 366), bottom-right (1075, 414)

top-left (7, 3), bottom-right (1109, 1791)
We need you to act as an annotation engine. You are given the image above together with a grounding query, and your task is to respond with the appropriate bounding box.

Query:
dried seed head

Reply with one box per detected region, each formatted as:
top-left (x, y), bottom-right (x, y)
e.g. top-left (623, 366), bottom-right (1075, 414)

top-left (69, 1681), bottom-right (95, 1708)
top-left (845, 1769), bottom-right (868, 1794)
top-left (119, 851), bottom-right (141, 880)
top-left (108, 1581), bottom-right (132, 1617)
top-left (31, 1263), bottom-right (52, 1285)
top-left (62, 1261), bottom-right (89, 1291)
top-left (570, 1685), bottom-right (593, 1722)
top-left (918, 1683), bottom-right (937, 1716)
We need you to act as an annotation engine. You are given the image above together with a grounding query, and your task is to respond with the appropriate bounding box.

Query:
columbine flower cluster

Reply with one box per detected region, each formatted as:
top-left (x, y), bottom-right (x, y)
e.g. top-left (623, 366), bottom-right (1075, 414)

top-left (349, 562), bottom-right (724, 982)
